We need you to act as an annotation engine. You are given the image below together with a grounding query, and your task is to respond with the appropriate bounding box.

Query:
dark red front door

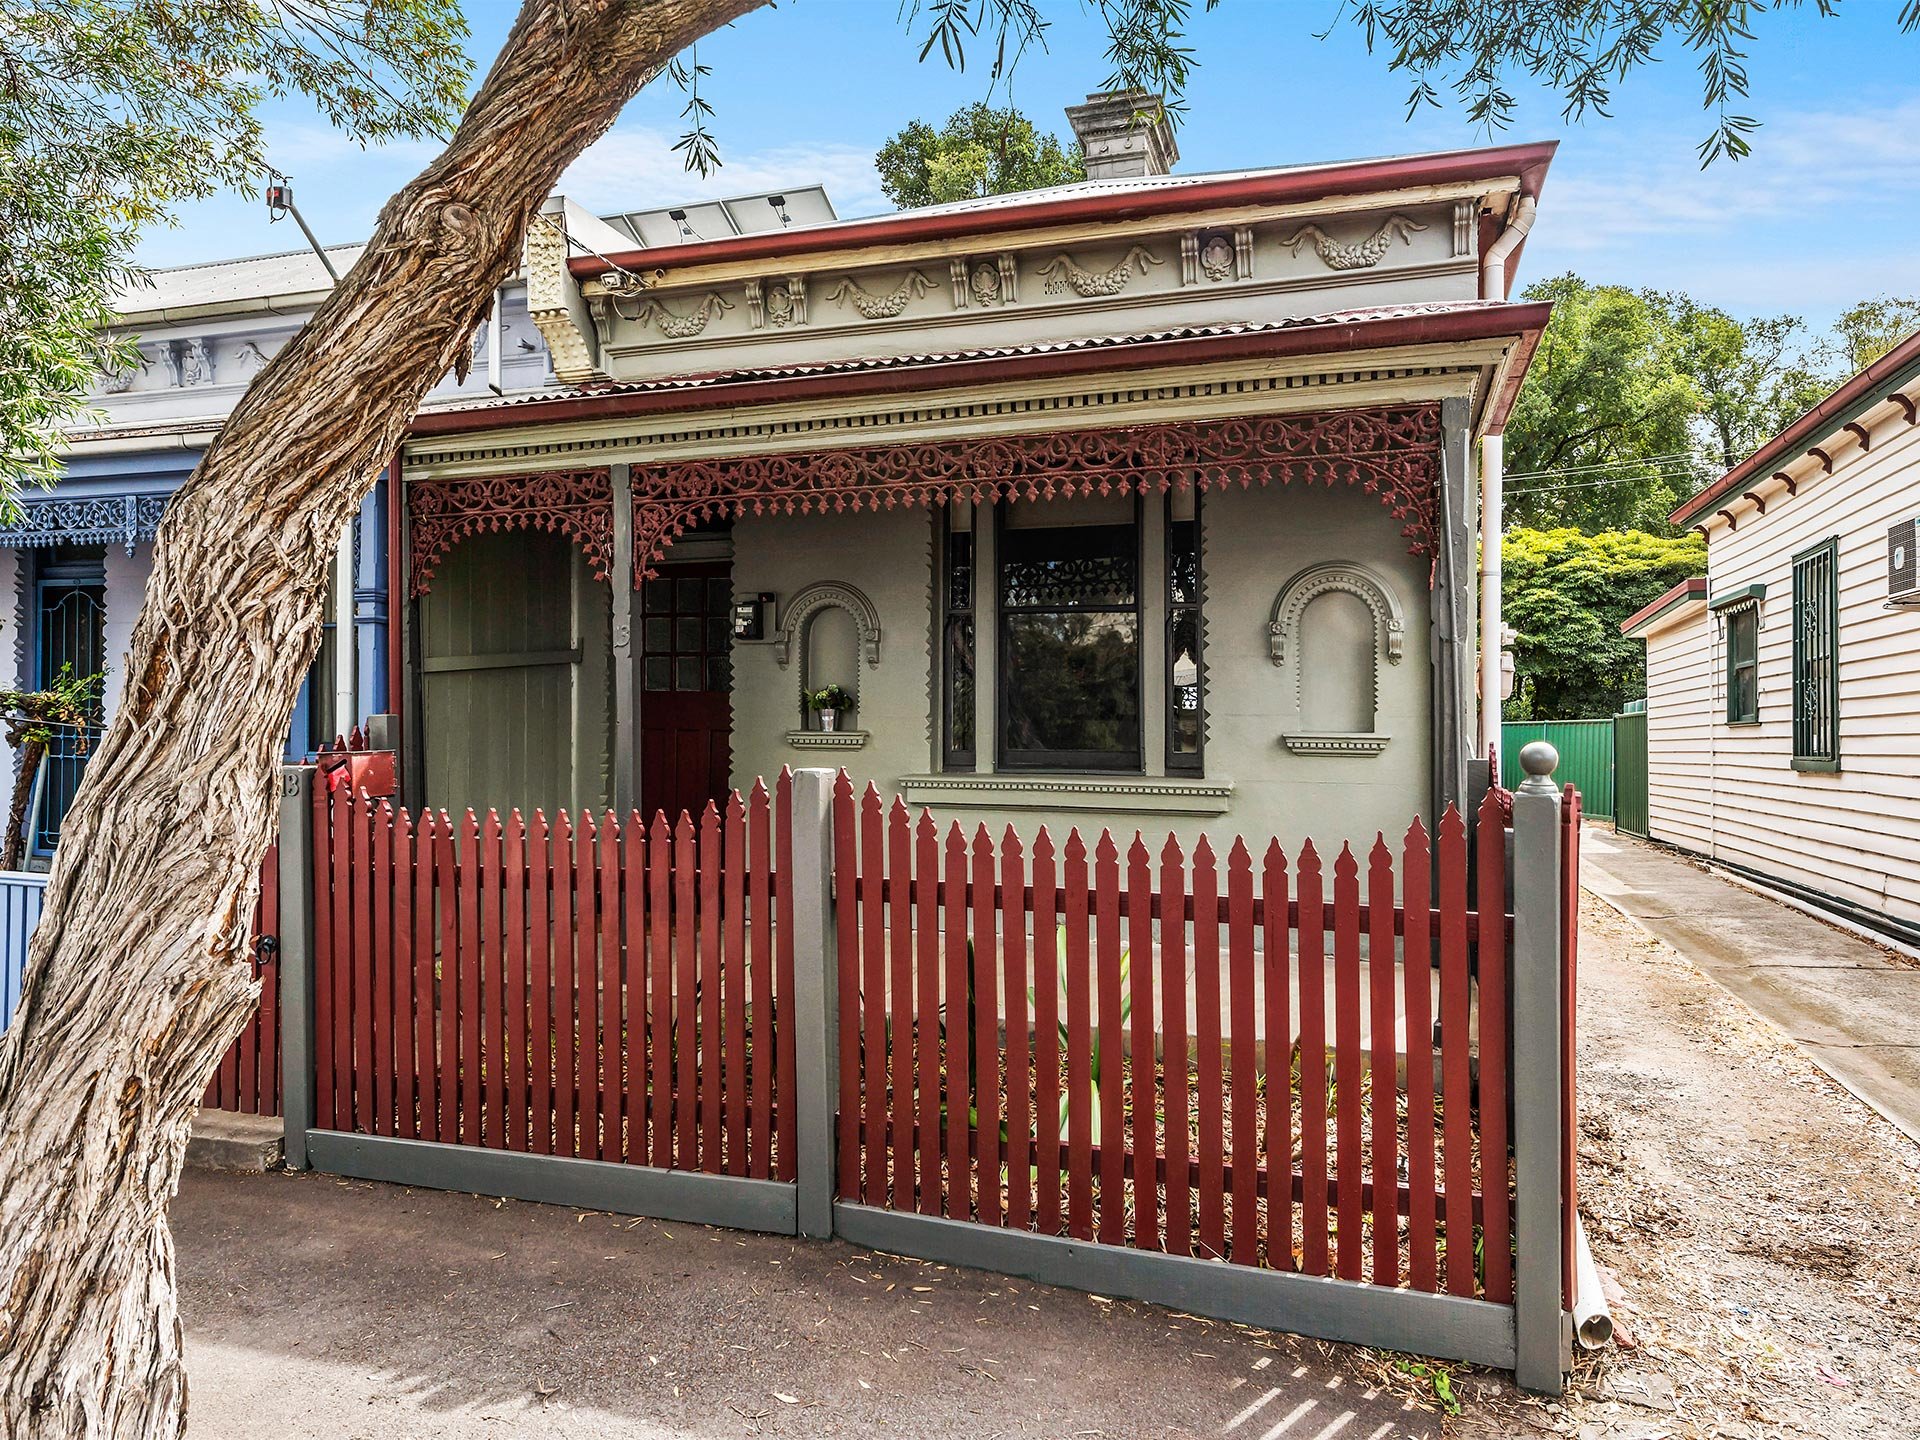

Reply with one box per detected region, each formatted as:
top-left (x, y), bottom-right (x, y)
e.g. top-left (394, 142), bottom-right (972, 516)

top-left (640, 564), bottom-right (733, 822)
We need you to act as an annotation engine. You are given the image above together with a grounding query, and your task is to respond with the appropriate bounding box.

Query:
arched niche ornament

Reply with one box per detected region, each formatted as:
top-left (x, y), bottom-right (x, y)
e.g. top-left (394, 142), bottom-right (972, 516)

top-left (1269, 562), bottom-right (1404, 757)
top-left (774, 582), bottom-right (882, 670)
top-left (1268, 562), bottom-right (1405, 670)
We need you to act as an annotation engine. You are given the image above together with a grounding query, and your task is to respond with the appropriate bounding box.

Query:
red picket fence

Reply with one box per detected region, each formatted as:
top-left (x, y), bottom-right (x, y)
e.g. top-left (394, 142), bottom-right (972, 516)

top-left (832, 777), bottom-right (1518, 1302)
top-left (309, 775), bottom-right (797, 1179)
top-left (202, 848), bottom-right (283, 1116)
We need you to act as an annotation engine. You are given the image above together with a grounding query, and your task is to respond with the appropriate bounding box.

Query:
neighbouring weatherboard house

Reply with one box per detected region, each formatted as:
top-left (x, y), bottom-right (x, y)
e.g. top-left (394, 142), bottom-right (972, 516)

top-left (1625, 327), bottom-right (1920, 946)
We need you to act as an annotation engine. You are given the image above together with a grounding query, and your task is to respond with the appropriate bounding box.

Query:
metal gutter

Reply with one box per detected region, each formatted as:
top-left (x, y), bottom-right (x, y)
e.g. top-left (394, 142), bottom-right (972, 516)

top-left (1673, 329), bottom-right (1920, 526)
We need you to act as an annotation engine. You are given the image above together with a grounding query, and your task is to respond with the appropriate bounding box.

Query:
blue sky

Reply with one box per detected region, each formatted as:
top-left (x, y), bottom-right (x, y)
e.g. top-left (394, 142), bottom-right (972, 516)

top-left (137, 0), bottom-right (1920, 326)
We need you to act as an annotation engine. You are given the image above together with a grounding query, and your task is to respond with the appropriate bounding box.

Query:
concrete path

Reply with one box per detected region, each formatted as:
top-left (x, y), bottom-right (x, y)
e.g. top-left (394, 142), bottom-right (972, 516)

top-left (1580, 825), bottom-right (1920, 1145)
top-left (174, 1169), bottom-right (1448, 1439)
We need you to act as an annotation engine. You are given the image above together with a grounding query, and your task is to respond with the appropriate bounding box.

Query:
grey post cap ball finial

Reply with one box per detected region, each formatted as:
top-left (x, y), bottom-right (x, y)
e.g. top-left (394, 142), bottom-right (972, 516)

top-left (1517, 739), bottom-right (1559, 793)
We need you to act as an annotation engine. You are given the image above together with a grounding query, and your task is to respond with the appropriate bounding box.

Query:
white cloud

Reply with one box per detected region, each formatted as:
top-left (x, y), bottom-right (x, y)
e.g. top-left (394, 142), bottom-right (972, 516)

top-left (1538, 97), bottom-right (1920, 252)
top-left (561, 124), bottom-right (889, 221)
top-left (1517, 96), bottom-right (1920, 317)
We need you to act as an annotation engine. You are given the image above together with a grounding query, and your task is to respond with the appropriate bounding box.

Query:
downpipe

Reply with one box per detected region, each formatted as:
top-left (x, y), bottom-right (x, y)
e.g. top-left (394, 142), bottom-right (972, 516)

top-left (1572, 1219), bottom-right (1615, 1350)
top-left (1479, 193), bottom-right (1537, 300)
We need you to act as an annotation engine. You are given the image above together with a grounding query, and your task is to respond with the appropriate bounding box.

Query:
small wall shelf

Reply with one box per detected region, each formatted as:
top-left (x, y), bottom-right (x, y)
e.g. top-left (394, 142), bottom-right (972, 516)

top-left (785, 729), bottom-right (870, 750)
top-left (1282, 732), bottom-right (1390, 757)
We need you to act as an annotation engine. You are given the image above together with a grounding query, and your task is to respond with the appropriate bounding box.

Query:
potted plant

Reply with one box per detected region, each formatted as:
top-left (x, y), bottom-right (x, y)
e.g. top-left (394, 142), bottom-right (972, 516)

top-left (806, 684), bottom-right (855, 733)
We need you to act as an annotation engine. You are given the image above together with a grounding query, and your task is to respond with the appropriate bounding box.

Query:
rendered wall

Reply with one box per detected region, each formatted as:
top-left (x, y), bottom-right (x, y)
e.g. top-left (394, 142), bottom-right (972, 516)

top-left (726, 478), bottom-right (1433, 857)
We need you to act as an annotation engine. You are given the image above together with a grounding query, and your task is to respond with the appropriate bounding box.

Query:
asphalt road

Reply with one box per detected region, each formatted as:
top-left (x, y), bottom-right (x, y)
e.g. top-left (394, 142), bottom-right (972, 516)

top-left (173, 1169), bottom-right (1445, 1438)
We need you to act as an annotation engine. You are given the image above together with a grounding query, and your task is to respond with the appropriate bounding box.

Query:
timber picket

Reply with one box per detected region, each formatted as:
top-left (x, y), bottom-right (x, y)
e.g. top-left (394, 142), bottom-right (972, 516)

top-left (828, 785), bottom-right (1524, 1310)
top-left (297, 767), bottom-right (1535, 1321)
top-left (304, 784), bottom-right (790, 1179)
top-left (1477, 788), bottom-right (1512, 1304)
top-left (200, 849), bottom-right (283, 1116)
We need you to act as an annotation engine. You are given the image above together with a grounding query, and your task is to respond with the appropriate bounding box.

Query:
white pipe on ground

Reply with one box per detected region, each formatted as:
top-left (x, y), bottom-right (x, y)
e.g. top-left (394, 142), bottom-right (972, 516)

top-left (1573, 1219), bottom-right (1615, 1349)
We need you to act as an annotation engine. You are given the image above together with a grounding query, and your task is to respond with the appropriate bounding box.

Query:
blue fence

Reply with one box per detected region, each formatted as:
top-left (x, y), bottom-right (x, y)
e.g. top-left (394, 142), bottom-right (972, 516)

top-left (0, 872), bottom-right (47, 1031)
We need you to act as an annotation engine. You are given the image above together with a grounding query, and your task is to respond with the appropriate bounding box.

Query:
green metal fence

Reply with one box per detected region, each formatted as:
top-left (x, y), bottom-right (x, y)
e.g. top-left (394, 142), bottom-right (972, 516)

top-left (1501, 719), bottom-right (1615, 820)
top-left (1612, 708), bottom-right (1649, 838)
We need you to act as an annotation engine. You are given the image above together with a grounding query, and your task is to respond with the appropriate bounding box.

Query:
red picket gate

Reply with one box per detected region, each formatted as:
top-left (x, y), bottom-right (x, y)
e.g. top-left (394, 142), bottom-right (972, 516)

top-left (831, 777), bottom-right (1520, 1302)
top-left (307, 775), bottom-right (796, 1179)
top-left (201, 848), bottom-right (283, 1116)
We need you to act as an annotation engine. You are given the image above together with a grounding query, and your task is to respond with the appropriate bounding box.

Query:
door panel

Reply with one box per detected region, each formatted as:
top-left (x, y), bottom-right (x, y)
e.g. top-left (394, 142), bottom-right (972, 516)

top-left (419, 528), bottom-right (611, 818)
top-left (639, 564), bottom-right (732, 822)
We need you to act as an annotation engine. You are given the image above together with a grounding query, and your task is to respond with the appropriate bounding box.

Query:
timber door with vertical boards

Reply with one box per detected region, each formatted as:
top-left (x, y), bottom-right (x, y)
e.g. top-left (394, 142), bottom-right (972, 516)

top-left (639, 563), bottom-right (732, 822)
top-left (418, 527), bottom-right (612, 820)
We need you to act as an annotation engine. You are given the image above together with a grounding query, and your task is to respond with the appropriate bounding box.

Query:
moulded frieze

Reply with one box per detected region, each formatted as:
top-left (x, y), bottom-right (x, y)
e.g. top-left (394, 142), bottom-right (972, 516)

top-left (1280, 214), bottom-right (1428, 271)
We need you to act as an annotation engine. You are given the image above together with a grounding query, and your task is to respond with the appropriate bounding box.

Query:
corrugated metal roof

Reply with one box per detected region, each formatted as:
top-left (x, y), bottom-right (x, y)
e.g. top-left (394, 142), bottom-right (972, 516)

top-left (414, 301), bottom-right (1509, 419)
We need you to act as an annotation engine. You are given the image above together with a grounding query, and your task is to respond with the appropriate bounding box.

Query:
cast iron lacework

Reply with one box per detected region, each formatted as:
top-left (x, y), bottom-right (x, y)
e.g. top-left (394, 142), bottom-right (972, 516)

top-left (407, 467), bottom-right (614, 597)
top-left (1000, 538), bottom-right (1136, 609)
top-left (628, 404), bottom-right (1443, 583)
top-left (0, 494), bottom-right (171, 555)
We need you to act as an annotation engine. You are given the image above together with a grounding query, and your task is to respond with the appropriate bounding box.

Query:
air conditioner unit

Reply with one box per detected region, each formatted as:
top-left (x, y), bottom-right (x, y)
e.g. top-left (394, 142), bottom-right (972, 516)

top-left (1892, 518), bottom-right (1920, 606)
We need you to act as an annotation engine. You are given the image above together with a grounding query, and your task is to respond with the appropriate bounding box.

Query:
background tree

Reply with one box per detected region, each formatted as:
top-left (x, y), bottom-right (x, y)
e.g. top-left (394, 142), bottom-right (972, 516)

top-left (0, 0), bottom-right (469, 494)
top-left (1503, 527), bottom-right (1706, 719)
top-left (1818, 296), bottom-right (1920, 376)
top-left (1503, 275), bottom-right (1701, 532)
top-left (875, 101), bottom-right (1085, 208)
top-left (1662, 295), bottom-right (1827, 473)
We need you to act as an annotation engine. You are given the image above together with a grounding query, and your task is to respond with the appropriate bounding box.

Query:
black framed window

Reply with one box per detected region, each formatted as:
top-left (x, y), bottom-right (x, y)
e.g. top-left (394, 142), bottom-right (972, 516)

top-left (1791, 537), bottom-right (1839, 770)
top-left (941, 509), bottom-right (976, 770)
top-left (997, 501), bottom-right (1141, 771)
top-left (1166, 490), bottom-right (1204, 771)
top-left (1725, 606), bottom-right (1759, 724)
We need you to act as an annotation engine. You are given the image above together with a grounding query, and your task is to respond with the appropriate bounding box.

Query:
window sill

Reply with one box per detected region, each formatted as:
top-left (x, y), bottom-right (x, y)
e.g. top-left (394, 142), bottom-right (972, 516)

top-left (785, 729), bottom-right (869, 750)
top-left (1282, 732), bottom-right (1390, 757)
top-left (1791, 755), bottom-right (1841, 774)
top-left (898, 772), bottom-right (1234, 815)
top-left (1724, 719), bottom-right (1761, 728)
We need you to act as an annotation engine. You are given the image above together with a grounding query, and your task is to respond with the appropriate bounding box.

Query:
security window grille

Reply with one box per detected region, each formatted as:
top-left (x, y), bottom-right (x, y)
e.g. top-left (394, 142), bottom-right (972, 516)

top-left (1791, 538), bottom-right (1839, 770)
top-left (997, 504), bottom-right (1141, 771)
top-left (1725, 606), bottom-right (1759, 724)
top-left (32, 547), bottom-right (107, 852)
top-left (1166, 492), bottom-right (1204, 772)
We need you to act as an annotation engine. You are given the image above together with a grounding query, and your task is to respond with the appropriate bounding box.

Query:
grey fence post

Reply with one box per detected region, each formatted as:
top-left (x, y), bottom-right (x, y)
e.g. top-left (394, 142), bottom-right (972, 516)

top-left (278, 765), bottom-right (318, 1171)
top-left (1510, 740), bottom-right (1569, 1394)
top-left (788, 768), bottom-right (839, 1238)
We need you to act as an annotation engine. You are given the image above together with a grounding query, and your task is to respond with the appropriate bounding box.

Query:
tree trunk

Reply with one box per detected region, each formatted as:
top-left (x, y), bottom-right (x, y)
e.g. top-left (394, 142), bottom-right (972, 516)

top-left (0, 2), bottom-right (760, 1433)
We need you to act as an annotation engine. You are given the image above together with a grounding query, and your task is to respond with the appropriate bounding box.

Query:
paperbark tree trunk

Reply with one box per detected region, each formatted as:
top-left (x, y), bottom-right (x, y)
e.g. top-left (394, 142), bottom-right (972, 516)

top-left (0, 2), bottom-right (760, 1433)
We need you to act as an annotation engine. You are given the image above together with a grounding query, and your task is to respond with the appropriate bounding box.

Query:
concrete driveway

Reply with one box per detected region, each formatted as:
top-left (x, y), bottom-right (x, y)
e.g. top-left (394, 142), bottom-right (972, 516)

top-left (1581, 826), bottom-right (1920, 1144)
top-left (173, 1169), bottom-right (1447, 1439)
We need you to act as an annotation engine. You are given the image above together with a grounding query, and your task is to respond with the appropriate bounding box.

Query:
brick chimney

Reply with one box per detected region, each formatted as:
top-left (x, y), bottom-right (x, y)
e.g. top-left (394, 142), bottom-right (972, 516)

top-left (1065, 89), bottom-right (1179, 181)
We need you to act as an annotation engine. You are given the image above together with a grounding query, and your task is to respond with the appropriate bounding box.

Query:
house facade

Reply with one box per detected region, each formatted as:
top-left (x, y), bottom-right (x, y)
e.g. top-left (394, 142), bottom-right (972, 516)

top-left (1626, 329), bottom-right (1920, 945)
top-left (0, 187), bottom-right (831, 860)
top-left (395, 97), bottom-right (1552, 855)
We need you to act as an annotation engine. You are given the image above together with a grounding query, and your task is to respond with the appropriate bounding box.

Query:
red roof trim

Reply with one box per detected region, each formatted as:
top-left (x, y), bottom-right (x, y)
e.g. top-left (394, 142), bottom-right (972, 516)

top-left (1673, 327), bottom-right (1920, 525)
top-left (1620, 577), bottom-right (1708, 635)
top-left (408, 303), bottom-right (1551, 440)
top-left (567, 142), bottom-right (1557, 280)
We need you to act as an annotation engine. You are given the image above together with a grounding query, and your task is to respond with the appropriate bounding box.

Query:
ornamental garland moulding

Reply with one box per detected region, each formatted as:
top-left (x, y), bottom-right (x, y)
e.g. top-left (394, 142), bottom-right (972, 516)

top-left (828, 270), bottom-right (935, 320)
top-left (1280, 214), bottom-right (1427, 271)
top-left (627, 404), bottom-right (1443, 583)
top-left (1038, 245), bottom-right (1163, 297)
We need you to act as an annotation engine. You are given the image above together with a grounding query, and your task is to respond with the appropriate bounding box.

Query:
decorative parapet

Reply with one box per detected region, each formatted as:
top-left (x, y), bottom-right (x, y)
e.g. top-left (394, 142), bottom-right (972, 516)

top-left (0, 494), bottom-right (170, 555)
